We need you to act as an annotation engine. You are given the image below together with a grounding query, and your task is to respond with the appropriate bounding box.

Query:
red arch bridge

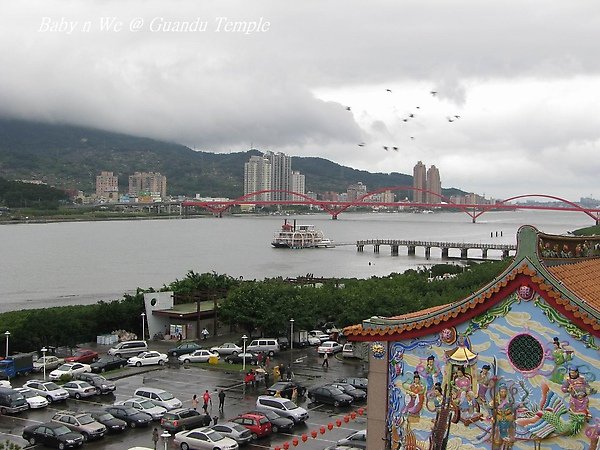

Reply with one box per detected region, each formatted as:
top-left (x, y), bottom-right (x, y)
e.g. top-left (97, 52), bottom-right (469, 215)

top-left (182, 187), bottom-right (600, 224)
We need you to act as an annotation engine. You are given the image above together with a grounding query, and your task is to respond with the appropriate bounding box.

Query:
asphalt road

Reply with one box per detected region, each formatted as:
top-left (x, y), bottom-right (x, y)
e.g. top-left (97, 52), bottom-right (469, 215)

top-left (0, 347), bottom-right (368, 450)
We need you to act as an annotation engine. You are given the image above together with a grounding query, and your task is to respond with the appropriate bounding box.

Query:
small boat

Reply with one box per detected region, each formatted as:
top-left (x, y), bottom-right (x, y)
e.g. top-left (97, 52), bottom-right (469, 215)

top-left (271, 220), bottom-right (334, 249)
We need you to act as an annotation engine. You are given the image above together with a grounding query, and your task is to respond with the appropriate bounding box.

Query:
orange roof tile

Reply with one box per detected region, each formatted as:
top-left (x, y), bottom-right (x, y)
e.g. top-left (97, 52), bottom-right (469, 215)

top-left (547, 258), bottom-right (600, 311)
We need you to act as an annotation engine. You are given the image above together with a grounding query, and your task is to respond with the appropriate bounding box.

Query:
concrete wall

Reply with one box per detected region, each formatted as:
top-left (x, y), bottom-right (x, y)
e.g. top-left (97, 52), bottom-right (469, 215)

top-left (366, 341), bottom-right (388, 450)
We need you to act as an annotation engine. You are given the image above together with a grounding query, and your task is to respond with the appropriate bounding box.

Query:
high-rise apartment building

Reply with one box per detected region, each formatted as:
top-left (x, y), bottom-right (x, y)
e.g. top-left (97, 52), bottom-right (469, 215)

top-left (426, 165), bottom-right (441, 204)
top-left (244, 155), bottom-right (272, 201)
top-left (266, 151), bottom-right (292, 201)
top-left (128, 172), bottom-right (167, 199)
top-left (347, 182), bottom-right (368, 202)
top-left (413, 161), bottom-right (427, 202)
top-left (291, 171), bottom-right (305, 201)
top-left (96, 171), bottom-right (119, 202)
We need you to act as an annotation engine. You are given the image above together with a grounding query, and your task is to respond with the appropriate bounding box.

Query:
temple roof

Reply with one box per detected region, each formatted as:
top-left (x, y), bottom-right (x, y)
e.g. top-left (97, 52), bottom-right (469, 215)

top-left (344, 225), bottom-right (600, 341)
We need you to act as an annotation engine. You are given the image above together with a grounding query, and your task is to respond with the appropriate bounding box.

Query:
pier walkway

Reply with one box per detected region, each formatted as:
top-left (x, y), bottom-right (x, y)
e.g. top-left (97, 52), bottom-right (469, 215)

top-left (356, 239), bottom-right (517, 260)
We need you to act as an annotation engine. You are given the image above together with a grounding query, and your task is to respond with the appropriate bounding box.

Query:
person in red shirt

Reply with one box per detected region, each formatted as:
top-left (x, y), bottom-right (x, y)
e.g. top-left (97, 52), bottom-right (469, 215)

top-left (202, 390), bottom-right (212, 412)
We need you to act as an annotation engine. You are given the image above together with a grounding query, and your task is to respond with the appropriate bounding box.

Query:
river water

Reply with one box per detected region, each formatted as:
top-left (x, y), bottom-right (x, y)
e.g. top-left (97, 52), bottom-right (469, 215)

top-left (0, 210), bottom-right (592, 312)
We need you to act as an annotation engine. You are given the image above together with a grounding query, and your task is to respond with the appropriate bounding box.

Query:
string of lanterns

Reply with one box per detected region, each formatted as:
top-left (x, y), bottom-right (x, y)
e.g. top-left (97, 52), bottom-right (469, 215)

top-left (273, 407), bottom-right (366, 450)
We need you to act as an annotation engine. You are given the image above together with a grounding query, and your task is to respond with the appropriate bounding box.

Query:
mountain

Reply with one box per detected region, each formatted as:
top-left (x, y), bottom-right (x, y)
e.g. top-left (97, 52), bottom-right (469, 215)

top-left (0, 118), bottom-right (464, 199)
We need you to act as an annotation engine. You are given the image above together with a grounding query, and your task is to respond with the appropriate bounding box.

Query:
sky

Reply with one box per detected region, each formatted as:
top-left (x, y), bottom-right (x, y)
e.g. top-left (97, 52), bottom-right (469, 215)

top-left (1, 1), bottom-right (599, 201)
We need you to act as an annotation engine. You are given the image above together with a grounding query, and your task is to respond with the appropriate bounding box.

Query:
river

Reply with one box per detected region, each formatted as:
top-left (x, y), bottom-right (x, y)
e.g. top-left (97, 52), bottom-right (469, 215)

top-left (0, 210), bottom-right (592, 313)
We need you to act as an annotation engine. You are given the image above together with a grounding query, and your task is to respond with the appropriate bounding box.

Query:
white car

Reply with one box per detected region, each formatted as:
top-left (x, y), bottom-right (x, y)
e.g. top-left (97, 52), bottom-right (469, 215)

top-left (210, 343), bottom-right (243, 356)
top-left (307, 336), bottom-right (322, 346)
top-left (309, 330), bottom-right (330, 343)
top-left (116, 398), bottom-right (167, 420)
top-left (342, 343), bottom-right (355, 358)
top-left (14, 387), bottom-right (49, 409)
top-left (127, 351), bottom-right (168, 367)
top-left (62, 380), bottom-right (97, 399)
top-left (22, 380), bottom-right (69, 403)
top-left (317, 341), bottom-right (343, 354)
top-left (178, 349), bottom-right (219, 364)
top-left (174, 427), bottom-right (239, 450)
top-left (0, 380), bottom-right (11, 388)
top-left (48, 362), bottom-right (91, 381)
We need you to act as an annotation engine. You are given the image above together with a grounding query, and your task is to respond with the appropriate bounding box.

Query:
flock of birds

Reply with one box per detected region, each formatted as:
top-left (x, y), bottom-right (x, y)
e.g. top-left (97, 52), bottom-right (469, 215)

top-left (345, 89), bottom-right (462, 152)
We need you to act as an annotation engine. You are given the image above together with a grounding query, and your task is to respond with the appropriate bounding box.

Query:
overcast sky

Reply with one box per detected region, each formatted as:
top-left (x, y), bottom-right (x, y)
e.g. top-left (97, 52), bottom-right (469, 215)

top-left (1, 1), bottom-right (599, 201)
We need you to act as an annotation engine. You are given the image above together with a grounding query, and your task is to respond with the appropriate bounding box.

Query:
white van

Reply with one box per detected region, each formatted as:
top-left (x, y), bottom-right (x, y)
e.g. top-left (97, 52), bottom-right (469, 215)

top-left (133, 387), bottom-right (182, 411)
top-left (246, 339), bottom-right (280, 356)
top-left (255, 395), bottom-right (309, 424)
top-left (107, 340), bottom-right (147, 358)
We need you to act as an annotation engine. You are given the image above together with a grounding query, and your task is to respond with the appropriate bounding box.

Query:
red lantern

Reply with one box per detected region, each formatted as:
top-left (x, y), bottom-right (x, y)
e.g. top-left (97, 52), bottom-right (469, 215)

top-left (351, 412), bottom-right (357, 419)
top-left (275, 447), bottom-right (281, 450)
top-left (344, 415), bottom-right (350, 423)
top-left (327, 423), bottom-right (334, 430)
top-left (302, 434), bottom-right (308, 442)
top-left (336, 419), bottom-right (342, 427)
top-left (358, 408), bottom-right (364, 416)
top-left (292, 438), bottom-right (299, 446)
top-left (283, 442), bottom-right (290, 450)
top-left (311, 430), bottom-right (318, 438)
top-left (320, 426), bottom-right (326, 435)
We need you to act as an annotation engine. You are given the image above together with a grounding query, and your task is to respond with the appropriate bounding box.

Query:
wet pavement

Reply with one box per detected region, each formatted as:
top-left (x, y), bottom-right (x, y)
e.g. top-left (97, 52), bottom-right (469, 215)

top-left (0, 344), bottom-right (368, 450)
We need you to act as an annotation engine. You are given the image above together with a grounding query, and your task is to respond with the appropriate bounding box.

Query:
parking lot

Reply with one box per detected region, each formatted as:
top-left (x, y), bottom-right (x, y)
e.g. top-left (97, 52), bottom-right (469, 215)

top-left (0, 344), bottom-right (368, 450)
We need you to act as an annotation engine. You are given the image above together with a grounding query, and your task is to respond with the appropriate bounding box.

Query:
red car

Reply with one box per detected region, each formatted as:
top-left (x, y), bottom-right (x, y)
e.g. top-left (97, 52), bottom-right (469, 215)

top-left (65, 349), bottom-right (99, 364)
top-left (231, 413), bottom-right (272, 440)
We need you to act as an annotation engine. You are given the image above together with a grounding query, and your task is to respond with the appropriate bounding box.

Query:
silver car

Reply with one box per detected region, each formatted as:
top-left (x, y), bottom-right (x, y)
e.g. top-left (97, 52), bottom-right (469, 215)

top-left (211, 421), bottom-right (253, 445)
top-left (63, 381), bottom-right (97, 399)
top-left (116, 398), bottom-right (167, 420)
top-left (209, 343), bottom-right (242, 356)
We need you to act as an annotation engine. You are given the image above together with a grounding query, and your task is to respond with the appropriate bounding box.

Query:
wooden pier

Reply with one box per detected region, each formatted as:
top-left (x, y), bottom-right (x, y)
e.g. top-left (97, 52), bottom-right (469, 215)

top-left (356, 239), bottom-right (516, 260)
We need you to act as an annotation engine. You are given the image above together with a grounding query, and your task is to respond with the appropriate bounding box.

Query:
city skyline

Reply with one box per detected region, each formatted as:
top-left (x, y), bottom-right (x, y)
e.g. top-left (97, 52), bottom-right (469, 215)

top-left (1, 2), bottom-right (599, 201)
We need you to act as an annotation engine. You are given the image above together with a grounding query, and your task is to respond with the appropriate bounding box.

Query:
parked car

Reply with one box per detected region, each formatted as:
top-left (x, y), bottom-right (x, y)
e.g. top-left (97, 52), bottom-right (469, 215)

top-left (160, 407), bottom-right (211, 432)
top-left (62, 381), bottom-right (97, 399)
top-left (173, 427), bottom-right (240, 450)
top-left (78, 373), bottom-right (116, 395)
top-left (88, 411), bottom-right (128, 433)
top-left (307, 385), bottom-right (353, 407)
top-left (308, 330), bottom-right (329, 343)
top-left (117, 397), bottom-right (167, 420)
top-left (14, 387), bottom-right (49, 409)
top-left (107, 340), bottom-right (148, 358)
top-left (278, 337), bottom-right (290, 351)
top-left (231, 413), bottom-right (272, 440)
top-left (255, 396), bottom-right (309, 424)
top-left (178, 349), bottom-right (219, 364)
top-left (22, 422), bottom-right (84, 449)
top-left (134, 387), bottom-right (182, 410)
top-left (245, 409), bottom-right (295, 433)
top-left (65, 349), bottom-right (99, 364)
top-left (167, 341), bottom-right (203, 357)
top-left (266, 381), bottom-right (306, 399)
top-left (336, 377), bottom-right (368, 392)
top-left (307, 335), bottom-right (322, 346)
top-left (104, 405), bottom-right (153, 428)
top-left (317, 341), bottom-right (343, 355)
top-left (33, 355), bottom-right (63, 373)
top-left (127, 351), bottom-right (168, 367)
top-left (90, 355), bottom-right (128, 373)
top-left (342, 343), bottom-right (356, 358)
top-left (328, 383), bottom-right (367, 402)
top-left (51, 411), bottom-right (106, 441)
top-left (48, 363), bottom-right (91, 381)
top-left (210, 342), bottom-right (243, 356)
top-left (336, 430), bottom-right (367, 449)
top-left (0, 387), bottom-right (29, 414)
top-left (23, 380), bottom-right (69, 403)
top-left (224, 352), bottom-right (258, 365)
top-left (210, 421), bottom-right (253, 445)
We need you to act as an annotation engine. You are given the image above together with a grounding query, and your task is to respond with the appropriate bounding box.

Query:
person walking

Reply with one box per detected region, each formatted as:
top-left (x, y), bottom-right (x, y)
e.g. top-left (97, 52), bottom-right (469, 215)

top-left (202, 389), bottom-right (212, 413)
top-left (191, 394), bottom-right (199, 411)
top-left (202, 327), bottom-right (209, 340)
top-left (285, 364), bottom-right (293, 381)
top-left (264, 370), bottom-right (270, 388)
top-left (322, 352), bottom-right (329, 368)
top-left (152, 427), bottom-right (159, 450)
top-left (218, 389), bottom-right (226, 412)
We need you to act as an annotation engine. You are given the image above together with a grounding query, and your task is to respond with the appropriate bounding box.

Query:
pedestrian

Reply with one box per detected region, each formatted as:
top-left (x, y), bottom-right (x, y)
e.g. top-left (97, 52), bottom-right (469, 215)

top-left (273, 365), bottom-right (280, 382)
top-left (257, 352), bottom-right (263, 366)
top-left (264, 371), bottom-right (270, 388)
top-left (291, 387), bottom-right (298, 403)
top-left (265, 355), bottom-right (271, 369)
top-left (152, 427), bottom-right (159, 450)
top-left (285, 364), bottom-right (293, 381)
top-left (191, 394), bottom-right (199, 410)
top-left (213, 415), bottom-right (219, 425)
top-left (202, 327), bottom-right (209, 340)
top-left (322, 352), bottom-right (329, 368)
top-left (202, 389), bottom-right (212, 412)
top-left (218, 389), bottom-right (226, 412)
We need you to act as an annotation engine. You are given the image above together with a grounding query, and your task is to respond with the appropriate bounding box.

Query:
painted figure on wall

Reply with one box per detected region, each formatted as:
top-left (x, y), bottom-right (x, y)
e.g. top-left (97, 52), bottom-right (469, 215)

top-left (562, 366), bottom-right (593, 418)
top-left (427, 382), bottom-right (444, 412)
top-left (390, 348), bottom-right (404, 377)
top-left (452, 366), bottom-right (477, 419)
top-left (403, 371), bottom-right (426, 420)
top-left (550, 337), bottom-right (573, 384)
top-left (418, 355), bottom-right (441, 393)
top-left (477, 364), bottom-right (492, 403)
top-left (491, 382), bottom-right (516, 447)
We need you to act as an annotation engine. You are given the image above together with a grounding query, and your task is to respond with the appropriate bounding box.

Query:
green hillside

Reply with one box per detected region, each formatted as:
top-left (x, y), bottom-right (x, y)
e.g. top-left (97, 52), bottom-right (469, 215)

top-left (0, 118), bottom-right (463, 199)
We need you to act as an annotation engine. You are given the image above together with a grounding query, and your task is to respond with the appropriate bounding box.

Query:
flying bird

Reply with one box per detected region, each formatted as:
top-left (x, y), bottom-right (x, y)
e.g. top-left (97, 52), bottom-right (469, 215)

top-left (416, 106), bottom-right (420, 109)
top-left (402, 118), bottom-right (408, 122)
top-left (408, 113), bottom-right (414, 118)
top-left (392, 147), bottom-right (399, 151)
top-left (410, 136), bottom-right (415, 140)
top-left (386, 89), bottom-right (392, 93)
top-left (357, 143), bottom-right (366, 147)
top-left (346, 106), bottom-right (351, 111)
top-left (454, 115), bottom-right (461, 119)
top-left (383, 146), bottom-right (389, 151)
top-left (430, 91), bottom-right (438, 96)
top-left (447, 117), bottom-right (454, 122)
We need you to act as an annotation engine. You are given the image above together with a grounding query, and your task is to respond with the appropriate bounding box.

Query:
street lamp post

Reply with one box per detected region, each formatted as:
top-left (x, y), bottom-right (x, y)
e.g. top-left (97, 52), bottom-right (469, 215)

top-left (289, 318), bottom-right (294, 367)
top-left (242, 335), bottom-right (248, 371)
top-left (4, 331), bottom-right (10, 358)
top-left (141, 312), bottom-right (146, 341)
top-left (41, 347), bottom-right (47, 380)
top-left (161, 430), bottom-right (171, 450)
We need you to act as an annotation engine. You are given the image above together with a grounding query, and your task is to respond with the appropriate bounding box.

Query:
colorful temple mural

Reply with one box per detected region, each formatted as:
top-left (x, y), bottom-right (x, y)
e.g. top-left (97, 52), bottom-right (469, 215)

top-left (344, 226), bottom-right (600, 450)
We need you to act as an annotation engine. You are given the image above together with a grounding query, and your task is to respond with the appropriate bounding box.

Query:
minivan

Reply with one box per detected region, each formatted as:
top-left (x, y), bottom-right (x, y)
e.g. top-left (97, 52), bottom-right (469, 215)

top-left (0, 387), bottom-right (29, 414)
top-left (246, 339), bottom-right (280, 356)
top-left (255, 395), bottom-right (308, 424)
top-left (107, 340), bottom-right (148, 358)
top-left (133, 387), bottom-right (182, 410)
